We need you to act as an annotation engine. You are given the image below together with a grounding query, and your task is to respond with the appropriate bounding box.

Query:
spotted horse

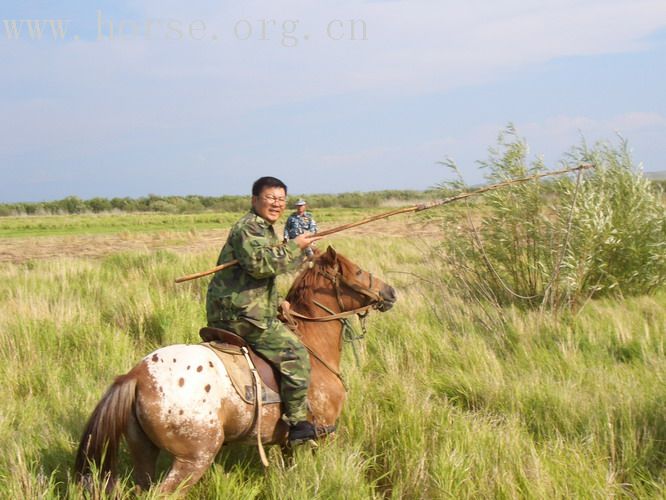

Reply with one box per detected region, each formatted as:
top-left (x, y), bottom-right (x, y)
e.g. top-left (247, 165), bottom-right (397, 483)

top-left (74, 247), bottom-right (396, 495)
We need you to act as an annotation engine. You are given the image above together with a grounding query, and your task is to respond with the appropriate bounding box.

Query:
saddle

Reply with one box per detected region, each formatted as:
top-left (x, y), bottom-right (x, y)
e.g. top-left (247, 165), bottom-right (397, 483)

top-left (199, 327), bottom-right (281, 404)
top-left (200, 326), bottom-right (336, 464)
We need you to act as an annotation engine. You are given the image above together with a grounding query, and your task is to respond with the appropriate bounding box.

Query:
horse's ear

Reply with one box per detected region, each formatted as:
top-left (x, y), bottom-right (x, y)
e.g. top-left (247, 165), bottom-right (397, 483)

top-left (326, 246), bottom-right (337, 260)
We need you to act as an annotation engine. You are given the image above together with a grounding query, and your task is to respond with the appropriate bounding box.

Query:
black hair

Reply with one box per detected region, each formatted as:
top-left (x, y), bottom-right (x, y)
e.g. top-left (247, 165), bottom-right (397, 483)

top-left (252, 176), bottom-right (288, 196)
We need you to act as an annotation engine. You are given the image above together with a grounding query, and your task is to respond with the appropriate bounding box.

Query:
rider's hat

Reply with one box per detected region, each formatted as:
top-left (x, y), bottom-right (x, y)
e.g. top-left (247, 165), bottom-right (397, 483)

top-left (295, 199), bottom-right (307, 206)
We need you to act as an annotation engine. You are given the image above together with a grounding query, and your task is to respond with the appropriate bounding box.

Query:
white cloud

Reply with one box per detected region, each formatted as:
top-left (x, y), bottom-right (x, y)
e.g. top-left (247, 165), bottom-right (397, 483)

top-left (5, 1), bottom-right (666, 104)
top-left (422, 111), bottom-right (666, 183)
top-left (2, 0), bottom-right (666, 195)
top-left (519, 111), bottom-right (666, 142)
top-left (607, 111), bottom-right (666, 130)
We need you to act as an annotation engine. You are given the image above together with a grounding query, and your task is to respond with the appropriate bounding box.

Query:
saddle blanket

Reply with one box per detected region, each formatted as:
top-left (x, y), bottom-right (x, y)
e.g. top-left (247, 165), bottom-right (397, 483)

top-left (203, 341), bottom-right (281, 405)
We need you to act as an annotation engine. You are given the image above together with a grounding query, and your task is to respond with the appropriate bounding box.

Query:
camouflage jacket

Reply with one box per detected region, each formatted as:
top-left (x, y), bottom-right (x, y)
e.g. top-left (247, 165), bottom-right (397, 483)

top-left (283, 211), bottom-right (317, 241)
top-left (206, 210), bottom-right (303, 328)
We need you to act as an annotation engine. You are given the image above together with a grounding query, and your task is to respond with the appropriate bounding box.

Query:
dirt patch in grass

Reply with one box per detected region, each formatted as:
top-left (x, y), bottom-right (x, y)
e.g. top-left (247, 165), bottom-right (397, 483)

top-left (0, 218), bottom-right (438, 264)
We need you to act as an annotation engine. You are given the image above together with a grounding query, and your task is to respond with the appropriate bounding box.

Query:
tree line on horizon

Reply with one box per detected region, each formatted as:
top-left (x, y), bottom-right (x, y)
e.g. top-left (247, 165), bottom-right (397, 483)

top-left (0, 189), bottom-right (445, 217)
top-left (2, 174), bottom-right (663, 218)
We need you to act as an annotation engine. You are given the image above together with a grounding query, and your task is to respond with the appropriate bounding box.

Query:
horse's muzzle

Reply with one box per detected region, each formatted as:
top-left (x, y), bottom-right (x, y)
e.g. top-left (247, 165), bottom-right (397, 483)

top-left (377, 285), bottom-right (397, 312)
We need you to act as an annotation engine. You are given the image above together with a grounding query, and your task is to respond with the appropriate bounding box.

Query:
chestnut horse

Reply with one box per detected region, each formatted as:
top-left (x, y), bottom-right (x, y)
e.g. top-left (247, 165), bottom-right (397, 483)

top-left (75, 247), bottom-right (396, 494)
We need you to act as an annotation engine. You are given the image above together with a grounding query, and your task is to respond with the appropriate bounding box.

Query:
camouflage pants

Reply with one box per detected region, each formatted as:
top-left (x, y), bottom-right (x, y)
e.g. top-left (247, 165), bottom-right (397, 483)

top-left (210, 317), bottom-right (311, 424)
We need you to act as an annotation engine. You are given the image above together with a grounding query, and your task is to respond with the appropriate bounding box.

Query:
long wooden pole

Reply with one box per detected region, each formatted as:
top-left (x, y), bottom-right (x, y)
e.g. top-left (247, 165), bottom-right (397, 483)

top-left (174, 163), bottom-right (594, 283)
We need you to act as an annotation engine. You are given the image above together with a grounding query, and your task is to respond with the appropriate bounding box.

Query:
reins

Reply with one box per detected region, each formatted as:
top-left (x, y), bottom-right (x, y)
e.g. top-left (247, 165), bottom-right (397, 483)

top-left (285, 262), bottom-right (383, 323)
top-left (281, 261), bottom-right (384, 389)
top-left (285, 304), bottom-right (374, 323)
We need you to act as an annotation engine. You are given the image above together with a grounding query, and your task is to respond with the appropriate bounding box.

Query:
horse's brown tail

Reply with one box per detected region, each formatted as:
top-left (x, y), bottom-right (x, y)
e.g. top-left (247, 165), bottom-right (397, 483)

top-left (74, 372), bottom-right (137, 482)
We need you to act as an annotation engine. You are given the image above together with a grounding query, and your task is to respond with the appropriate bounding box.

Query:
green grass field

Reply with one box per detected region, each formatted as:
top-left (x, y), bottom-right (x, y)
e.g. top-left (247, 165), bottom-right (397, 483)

top-left (0, 211), bottom-right (665, 498)
top-left (0, 208), bottom-right (391, 239)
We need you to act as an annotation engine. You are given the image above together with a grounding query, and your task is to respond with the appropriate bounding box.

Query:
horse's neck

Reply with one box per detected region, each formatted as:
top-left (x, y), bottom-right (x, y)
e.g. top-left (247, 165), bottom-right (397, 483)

top-left (296, 284), bottom-right (347, 425)
top-left (296, 290), bottom-right (344, 367)
top-left (298, 285), bottom-right (339, 317)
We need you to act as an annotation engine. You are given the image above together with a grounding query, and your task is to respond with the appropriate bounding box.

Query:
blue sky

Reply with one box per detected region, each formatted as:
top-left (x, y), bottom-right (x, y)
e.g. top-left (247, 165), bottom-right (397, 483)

top-left (1, 1), bottom-right (666, 202)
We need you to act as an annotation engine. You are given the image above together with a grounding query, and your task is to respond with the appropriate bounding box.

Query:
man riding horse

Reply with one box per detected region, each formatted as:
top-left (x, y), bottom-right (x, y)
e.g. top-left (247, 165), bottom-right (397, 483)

top-left (205, 176), bottom-right (322, 445)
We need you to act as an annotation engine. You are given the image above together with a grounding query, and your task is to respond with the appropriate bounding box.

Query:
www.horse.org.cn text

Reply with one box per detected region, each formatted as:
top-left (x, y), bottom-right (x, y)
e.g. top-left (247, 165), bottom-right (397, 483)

top-left (2, 11), bottom-right (369, 47)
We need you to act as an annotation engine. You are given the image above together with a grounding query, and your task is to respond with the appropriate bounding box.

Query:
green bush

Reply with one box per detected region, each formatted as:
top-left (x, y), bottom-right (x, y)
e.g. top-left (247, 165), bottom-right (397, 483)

top-left (556, 139), bottom-right (666, 299)
top-left (148, 200), bottom-right (178, 213)
top-left (437, 127), bottom-right (666, 309)
top-left (86, 197), bottom-right (112, 213)
top-left (58, 196), bottom-right (87, 214)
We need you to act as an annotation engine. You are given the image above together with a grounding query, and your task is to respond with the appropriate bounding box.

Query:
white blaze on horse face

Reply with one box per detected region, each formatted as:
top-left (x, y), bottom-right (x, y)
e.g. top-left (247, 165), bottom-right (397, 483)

top-left (143, 344), bottom-right (238, 440)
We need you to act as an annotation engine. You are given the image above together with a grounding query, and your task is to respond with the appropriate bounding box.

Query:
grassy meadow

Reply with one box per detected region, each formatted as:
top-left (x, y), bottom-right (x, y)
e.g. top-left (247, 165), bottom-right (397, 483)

top-left (0, 209), bottom-right (665, 499)
top-left (0, 207), bottom-right (393, 238)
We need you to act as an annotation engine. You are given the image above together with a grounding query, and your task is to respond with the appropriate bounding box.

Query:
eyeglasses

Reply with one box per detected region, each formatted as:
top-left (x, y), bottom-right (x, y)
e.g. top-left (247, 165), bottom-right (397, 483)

top-left (261, 195), bottom-right (286, 205)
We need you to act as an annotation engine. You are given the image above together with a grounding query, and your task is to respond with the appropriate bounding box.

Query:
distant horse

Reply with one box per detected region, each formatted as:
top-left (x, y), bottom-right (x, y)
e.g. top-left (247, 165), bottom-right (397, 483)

top-left (75, 247), bottom-right (396, 494)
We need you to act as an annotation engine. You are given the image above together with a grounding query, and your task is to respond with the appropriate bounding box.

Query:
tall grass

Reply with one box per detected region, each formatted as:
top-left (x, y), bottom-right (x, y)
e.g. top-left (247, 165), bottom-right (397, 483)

top-left (1, 230), bottom-right (665, 498)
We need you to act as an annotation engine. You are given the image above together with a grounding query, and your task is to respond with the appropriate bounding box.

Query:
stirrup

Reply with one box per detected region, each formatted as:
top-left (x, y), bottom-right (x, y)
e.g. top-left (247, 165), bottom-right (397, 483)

top-left (288, 421), bottom-right (317, 446)
top-left (288, 421), bottom-right (337, 447)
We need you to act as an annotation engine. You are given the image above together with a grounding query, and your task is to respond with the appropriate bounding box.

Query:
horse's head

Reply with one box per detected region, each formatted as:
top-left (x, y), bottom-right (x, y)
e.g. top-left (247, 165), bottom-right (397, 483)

top-left (314, 246), bottom-right (397, 313)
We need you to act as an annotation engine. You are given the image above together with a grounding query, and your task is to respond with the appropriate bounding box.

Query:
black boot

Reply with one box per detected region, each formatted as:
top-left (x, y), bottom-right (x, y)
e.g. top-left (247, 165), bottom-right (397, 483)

top-left (288, 421), bottom-right (316, 445)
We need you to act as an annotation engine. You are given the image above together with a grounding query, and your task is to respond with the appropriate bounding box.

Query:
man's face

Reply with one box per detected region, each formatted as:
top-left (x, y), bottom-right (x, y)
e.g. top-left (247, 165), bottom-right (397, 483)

top-left (297, 204), bottom-right (306, 215)
top-left (252, 186), bottom-right (287, 224)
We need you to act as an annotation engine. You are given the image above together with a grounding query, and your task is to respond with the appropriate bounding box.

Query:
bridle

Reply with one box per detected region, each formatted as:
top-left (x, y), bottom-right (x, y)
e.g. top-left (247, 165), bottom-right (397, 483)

top-left (281, 261), bottom-right (387, 389)
top-left (285, 262), bottom-right (385, 324)
top-left (318, 262), bottom-right (385, 315)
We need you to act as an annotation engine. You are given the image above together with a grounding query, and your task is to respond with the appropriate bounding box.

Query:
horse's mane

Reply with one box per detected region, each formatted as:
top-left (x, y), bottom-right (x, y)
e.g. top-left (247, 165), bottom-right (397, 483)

top-left (286, 249), bottom-right (355, 308)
